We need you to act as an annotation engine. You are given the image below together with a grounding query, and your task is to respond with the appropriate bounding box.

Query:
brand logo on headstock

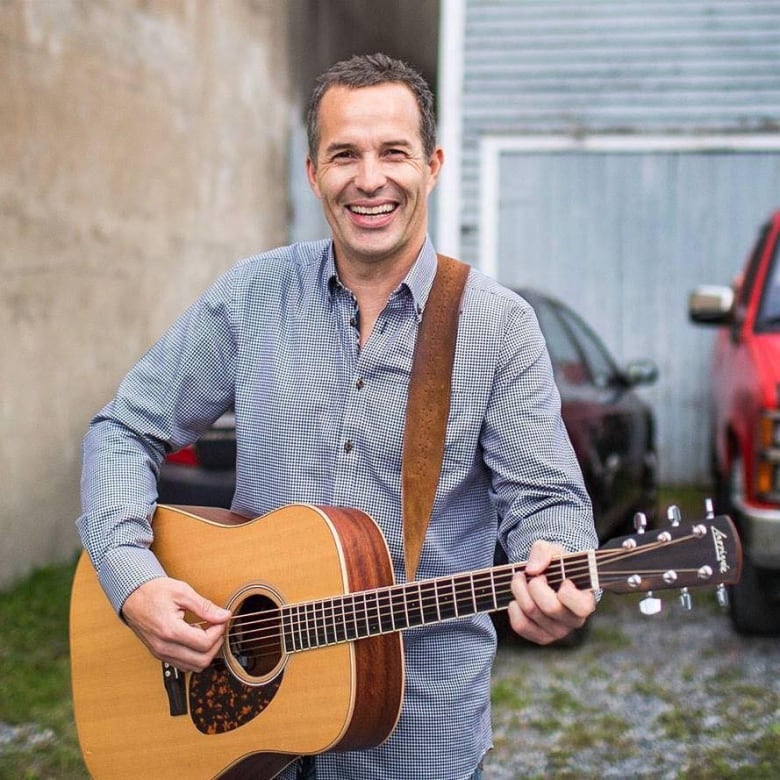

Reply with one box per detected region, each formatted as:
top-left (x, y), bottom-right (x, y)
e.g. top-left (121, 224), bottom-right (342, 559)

top-left (711, 526), bottom-right (730, 574)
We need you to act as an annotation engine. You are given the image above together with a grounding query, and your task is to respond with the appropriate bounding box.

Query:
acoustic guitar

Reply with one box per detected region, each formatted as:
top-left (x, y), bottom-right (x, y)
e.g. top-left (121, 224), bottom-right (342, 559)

top-left (70, 503), bottom-right (741, 779)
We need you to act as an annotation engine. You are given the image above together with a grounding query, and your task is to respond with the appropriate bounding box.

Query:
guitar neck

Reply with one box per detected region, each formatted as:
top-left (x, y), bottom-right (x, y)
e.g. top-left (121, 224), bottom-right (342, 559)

top-left (279, 512), bottom-right (741, 653)
top-left (282, 556), bottom-right (589, 653)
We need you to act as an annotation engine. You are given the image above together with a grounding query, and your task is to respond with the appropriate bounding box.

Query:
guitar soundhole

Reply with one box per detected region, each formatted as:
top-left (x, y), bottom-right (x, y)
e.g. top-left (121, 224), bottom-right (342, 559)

top-left (225, 588), bottom-right (285, 684)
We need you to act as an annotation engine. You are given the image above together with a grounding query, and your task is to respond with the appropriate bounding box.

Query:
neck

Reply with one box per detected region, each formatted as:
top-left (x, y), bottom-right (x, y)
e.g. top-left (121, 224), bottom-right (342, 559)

top-left (334, 246), bottom-right (421, 346)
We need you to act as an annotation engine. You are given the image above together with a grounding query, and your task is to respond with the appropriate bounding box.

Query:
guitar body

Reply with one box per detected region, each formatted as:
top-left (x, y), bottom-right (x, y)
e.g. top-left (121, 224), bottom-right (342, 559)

top-left (70, 504), bottom-right (405, 780)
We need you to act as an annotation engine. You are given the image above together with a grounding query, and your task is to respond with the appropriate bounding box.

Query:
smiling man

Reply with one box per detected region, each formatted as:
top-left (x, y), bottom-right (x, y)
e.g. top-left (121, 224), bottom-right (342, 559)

top-left (78, 54), bottom-right (598, 780)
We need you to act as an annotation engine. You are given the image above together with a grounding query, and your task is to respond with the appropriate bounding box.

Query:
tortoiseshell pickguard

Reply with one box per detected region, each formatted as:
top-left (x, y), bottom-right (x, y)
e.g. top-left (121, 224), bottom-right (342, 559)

top-left (188, 659), bottom-right (283, 734)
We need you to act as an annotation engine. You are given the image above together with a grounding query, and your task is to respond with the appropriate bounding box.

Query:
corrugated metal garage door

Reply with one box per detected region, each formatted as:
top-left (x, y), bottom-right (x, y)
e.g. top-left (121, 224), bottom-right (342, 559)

top-left (494, 147), bottom-right (780, 484)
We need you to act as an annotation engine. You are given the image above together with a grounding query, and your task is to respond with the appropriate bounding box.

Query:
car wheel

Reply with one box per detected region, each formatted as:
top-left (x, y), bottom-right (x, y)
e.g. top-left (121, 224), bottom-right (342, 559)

top-left (725, 455), bottom-right (780, 635)
top-left (729, 558), bottom-right (780, 635)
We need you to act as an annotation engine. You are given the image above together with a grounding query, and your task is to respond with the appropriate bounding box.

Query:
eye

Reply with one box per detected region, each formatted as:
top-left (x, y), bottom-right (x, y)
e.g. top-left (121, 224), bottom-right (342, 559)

top-left (384, 148), bottom-right (408, 160)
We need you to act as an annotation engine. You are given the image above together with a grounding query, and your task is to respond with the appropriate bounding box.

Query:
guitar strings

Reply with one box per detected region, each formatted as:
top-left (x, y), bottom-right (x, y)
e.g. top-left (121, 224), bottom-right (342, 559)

top-left (190, 534), bottom-right (702, 663)
top-left (203, 542), bottom-right (669, 649)
top-left (195, 535), bottom-right (689, 652)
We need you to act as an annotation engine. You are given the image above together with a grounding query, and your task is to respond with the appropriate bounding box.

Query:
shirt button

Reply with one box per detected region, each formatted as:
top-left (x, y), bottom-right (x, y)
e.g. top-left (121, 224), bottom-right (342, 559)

top-left (356, 378), bottom-right (365, 390)
top-left (344, 440), bottom-right (354, 453)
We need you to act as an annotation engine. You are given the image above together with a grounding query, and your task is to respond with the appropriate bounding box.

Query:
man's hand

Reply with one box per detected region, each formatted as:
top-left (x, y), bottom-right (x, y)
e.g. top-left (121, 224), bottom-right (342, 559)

top-left (121, 577), bottom-right (232, 671)
top-left (507, 540), bottom-right (596, 645)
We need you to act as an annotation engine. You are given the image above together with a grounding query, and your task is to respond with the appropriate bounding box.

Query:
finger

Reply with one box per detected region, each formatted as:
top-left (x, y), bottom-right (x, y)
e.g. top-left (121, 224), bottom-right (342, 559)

top-left (525, 540), bottom-right (564, 576)
top-left (508, 573), bottom-right (585, 643)
top-left (172, 581), bottom-right (232, 626)
top-left (557, 579), bottom-right (598, 620)
top-left (506, 599), bottom-right (564, 645)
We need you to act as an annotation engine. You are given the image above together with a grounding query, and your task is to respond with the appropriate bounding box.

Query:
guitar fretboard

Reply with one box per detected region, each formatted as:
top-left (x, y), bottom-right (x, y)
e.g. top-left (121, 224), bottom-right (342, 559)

top-left (281, 555), bottom-right (591, 653)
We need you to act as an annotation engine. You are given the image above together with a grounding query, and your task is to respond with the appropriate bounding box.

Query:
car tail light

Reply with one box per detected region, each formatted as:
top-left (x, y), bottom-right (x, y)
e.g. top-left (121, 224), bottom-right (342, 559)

top-left (755, 410), bottom-right (780, 501)
top-left (165, 445), bottom-right (199, 467)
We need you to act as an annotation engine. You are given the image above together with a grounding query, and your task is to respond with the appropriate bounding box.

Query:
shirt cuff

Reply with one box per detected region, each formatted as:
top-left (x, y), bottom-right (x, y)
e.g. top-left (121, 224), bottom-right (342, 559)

top-left (98, 545), bottom-right (167, 615)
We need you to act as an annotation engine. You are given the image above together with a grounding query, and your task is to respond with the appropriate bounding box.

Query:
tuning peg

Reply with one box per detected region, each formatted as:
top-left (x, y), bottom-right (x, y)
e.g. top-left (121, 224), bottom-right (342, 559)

top-left (633, 513), bottom-right (663, 614)
top-left (701, 501), bottom-right (728, 608)
top-left (667, 505), bottom-right (681, 526)
top-left (639, 594), bottom-right (663, 615)
top-left (679, 588), bottom-right (693, 610)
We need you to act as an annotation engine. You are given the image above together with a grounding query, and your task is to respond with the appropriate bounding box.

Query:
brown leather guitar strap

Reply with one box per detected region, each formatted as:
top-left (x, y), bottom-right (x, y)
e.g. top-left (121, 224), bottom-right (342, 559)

top-left (402, 254), bottom-right (470, 580)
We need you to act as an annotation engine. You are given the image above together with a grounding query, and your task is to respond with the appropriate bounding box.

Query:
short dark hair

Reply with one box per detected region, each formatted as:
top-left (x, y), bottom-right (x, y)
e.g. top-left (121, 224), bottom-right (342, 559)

top-left (306, 53), bottom-right (437, 161)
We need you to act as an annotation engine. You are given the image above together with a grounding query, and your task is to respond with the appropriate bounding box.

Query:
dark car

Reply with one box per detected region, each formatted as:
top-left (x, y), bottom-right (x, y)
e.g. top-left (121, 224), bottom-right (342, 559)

top-left (520, 289), bottom-right (658, 540)
top-left (158, 288), bottom-right (659, 543)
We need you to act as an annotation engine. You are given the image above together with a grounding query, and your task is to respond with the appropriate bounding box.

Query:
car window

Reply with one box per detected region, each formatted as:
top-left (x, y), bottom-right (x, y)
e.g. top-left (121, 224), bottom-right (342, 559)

top-left (756, 231), bottom-right (780, 328)
top-left (739, 222), bottom-right (771, 310)
top-left (532, 299), bottom-right (591, 386)
top-left (555, 305), bottom-right (619, 389)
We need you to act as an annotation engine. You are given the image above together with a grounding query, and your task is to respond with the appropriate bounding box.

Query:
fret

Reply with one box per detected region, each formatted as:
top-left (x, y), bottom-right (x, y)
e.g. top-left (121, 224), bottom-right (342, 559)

top-left (331, 597), bottom-right (346, 644)
top-left (493, 569), bottom-right (514, 610)
top-left (345, 593), bottom-right (358, 642)
top-left (282, 606), bottom-right (294, 653)
top-left (472, 571), bottom-right (497, 613)
top-left (305, 601), bottom-right (316, 650)
top-left (323, 599), bottom-right (337, 646)
top-left (377, 589), bottom-right (394, 633)
top-left (368, 590), bottom-right (381, 635)
top-left (361, 592), bottom-right (371, 638)
top-left (406, 581), bottom-right (423, 628)
top-left (295, 603), bottom-right (306, 651)
top-left (420, 581), bottom-right (439, 625)
top-left (391, 587), bottom-right (408, 631)
top-left (437, 578), bottom-right (457, 621)
top-left (313, 601), bottom-right (322, 647)
top-left (490, 569), bottom-right (498, 611)
top-left (453, 574), bottom-right (476, 617)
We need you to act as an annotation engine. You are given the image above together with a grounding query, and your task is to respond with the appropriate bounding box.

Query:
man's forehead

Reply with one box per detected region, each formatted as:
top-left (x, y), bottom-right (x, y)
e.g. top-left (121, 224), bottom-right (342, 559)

top-left (317, 83), bottom-right (421, 139)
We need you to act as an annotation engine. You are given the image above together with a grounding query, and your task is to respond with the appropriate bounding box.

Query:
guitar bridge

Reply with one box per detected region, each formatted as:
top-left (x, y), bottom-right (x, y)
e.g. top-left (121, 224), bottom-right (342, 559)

top-left (162, 662), bottom-right (187, 716)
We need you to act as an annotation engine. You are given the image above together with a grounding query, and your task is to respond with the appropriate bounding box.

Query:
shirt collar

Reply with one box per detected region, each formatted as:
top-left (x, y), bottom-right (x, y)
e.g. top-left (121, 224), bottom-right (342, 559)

top-left (324, 235), bottom-right (438, 315)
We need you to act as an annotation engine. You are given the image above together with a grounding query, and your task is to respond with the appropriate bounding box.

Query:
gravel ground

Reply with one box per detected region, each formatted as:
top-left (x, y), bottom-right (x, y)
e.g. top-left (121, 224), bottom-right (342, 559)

top-left (484, 592), bottom-right (779, 779)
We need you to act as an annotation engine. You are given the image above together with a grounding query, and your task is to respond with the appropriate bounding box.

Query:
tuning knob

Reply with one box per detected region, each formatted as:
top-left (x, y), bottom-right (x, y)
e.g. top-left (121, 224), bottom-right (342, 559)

top-left (634, 512), bottom-right (663, 615)
top-left (665, 505), bottom-right (694, 609)
top-left (667, 505), bottom-right (682, 526)
top-left (639, 595), bottom-right (663, 615)
top-left (716, 583), bottom-right (729, 608)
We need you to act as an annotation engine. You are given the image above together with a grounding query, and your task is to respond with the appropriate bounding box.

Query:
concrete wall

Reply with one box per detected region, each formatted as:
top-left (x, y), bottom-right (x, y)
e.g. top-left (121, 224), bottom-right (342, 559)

top-left (0, 0), bottom-right (291, 589)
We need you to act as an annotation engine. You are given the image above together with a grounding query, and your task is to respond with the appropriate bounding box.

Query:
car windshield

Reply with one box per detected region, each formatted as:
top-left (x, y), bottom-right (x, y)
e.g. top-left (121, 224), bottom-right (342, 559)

top-left (756, 234), bottom-right (780, 329)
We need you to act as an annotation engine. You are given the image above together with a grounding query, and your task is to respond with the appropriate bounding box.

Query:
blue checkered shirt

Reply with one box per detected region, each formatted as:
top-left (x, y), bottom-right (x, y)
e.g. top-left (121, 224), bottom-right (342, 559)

top-left (78, 236), bottom-right (596, 780)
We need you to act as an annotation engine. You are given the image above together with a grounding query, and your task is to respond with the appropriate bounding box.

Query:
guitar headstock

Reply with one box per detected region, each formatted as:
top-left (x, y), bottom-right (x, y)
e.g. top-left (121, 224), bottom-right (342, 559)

top-left (597, 503), bottom-right (742, 608)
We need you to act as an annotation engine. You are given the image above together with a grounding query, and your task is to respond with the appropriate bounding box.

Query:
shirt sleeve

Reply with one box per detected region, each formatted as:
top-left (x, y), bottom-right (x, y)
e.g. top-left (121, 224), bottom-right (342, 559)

top-left (481, 299), bottom-right (598, 563)
top-left (76, 270), bottom-right (238, 613)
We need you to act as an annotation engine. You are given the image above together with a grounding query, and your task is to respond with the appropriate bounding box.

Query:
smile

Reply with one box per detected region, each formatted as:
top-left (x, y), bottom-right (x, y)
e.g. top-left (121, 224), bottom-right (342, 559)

top-left (348, 203), bottom-right (397, 216)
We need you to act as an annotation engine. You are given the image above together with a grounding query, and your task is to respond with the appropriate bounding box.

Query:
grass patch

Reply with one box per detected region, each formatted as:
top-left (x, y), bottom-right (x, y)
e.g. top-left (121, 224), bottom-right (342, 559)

top-left (0, 558), bottom-right (87, 779)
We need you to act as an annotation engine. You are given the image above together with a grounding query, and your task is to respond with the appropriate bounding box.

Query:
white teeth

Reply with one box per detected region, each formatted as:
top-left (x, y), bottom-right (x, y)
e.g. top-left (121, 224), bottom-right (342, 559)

top-left (350, 204), bottom-right (395, 216)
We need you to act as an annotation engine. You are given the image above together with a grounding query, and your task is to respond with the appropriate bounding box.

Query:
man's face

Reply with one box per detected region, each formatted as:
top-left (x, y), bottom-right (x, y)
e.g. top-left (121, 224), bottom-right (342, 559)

top-left (306, 82), bottom-right (443, 271)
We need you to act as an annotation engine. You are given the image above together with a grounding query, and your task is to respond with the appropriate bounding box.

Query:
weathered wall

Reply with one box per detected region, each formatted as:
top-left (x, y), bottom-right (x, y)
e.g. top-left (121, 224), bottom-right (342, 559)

top-left (0, 0), bottom-right (291, 588)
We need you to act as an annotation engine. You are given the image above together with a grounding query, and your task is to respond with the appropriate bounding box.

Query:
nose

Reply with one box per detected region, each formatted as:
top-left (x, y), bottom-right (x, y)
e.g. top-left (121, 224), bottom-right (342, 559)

top-left (354, 154), bottom-right (386, 194)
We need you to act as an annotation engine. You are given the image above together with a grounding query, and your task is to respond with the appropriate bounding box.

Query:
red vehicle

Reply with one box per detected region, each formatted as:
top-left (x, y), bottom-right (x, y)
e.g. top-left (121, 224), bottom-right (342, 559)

top-left (689, 210), bottom-right (780, 634)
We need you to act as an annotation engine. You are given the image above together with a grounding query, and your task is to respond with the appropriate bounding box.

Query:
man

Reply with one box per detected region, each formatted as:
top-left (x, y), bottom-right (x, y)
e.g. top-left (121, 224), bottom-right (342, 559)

top-left (78, 53), bottom-right (598, 779)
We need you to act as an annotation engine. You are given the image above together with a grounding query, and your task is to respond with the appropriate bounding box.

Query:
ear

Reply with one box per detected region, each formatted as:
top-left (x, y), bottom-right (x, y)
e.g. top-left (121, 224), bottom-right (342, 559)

top-left (426, 147), bottom-right (444, 194)
top-left (306, 156), bottom-right (322, 199)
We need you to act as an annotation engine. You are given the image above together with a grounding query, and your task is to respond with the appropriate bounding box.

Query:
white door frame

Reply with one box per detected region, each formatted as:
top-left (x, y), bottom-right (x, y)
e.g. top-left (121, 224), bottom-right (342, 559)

top-left (479, 133), bottom-right (780, 278)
